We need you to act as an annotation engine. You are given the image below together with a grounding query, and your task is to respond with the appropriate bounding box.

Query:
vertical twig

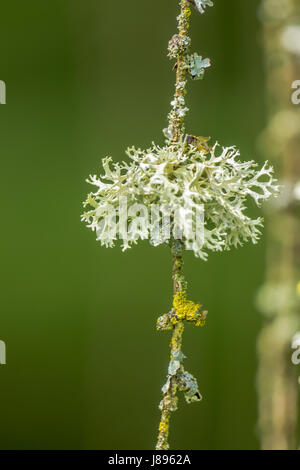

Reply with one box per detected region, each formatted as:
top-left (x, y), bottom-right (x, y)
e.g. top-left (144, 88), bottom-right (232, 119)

top-left (171, 0), bottom-right (191, 141)
top-left (156, 1), bottom-right (205, 450)
top-left (156, 242), bottom-right (186, 450)
top-left (156, 1), bottom-right (191, 450)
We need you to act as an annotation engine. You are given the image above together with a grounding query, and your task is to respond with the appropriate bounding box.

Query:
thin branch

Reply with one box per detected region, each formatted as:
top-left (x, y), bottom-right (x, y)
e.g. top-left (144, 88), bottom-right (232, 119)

top-left (156, 3), bottom-right (206, 450)
top-left (169, 0), bottom-right (191, 141)
top-left (156, 242), bottom-right (185, 450)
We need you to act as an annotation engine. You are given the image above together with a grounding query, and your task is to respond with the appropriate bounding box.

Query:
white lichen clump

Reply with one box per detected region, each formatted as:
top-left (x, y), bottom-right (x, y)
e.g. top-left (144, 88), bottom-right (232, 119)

top-left (81, 139), bottom-right (279, 260)
top-left (189, 0), bottom-right (214, 15)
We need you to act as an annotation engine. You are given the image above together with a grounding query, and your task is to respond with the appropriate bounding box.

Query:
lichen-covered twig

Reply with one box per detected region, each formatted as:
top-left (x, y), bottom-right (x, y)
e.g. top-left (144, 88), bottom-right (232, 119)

top-left (164, 1), bottom-right (210, 143)
top-left (82, 0), bottom-right (279, 450)
top-left (156, 1), bottom-right (208, 449)
top-left (156, 240), bottom-right (207, 450)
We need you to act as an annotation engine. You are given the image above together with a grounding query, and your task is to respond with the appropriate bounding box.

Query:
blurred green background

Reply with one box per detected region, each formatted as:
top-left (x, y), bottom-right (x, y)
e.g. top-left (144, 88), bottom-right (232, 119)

top-left (0, 0), bottom-right (270, 449)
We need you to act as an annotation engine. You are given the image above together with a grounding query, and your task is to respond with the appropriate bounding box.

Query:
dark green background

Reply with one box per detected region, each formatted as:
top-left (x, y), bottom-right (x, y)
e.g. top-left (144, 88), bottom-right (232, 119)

top-left (0, 0), bottom-right (269, 449)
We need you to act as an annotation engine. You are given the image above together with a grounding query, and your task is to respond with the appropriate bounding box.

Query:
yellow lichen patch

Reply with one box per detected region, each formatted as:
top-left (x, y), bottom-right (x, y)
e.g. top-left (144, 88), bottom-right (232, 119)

top-left (297, 281), bottom-right (300, 297)
top-left (194, 318), bottom-right (204, 327)
top-left (159, 420), bottom-right (169, 434)
top-left (173, 291), bottom-right (199, 320)
top-left (184, 7), bottom-right (191, 19)
top-left (172, 291), bottom-right (206, 327)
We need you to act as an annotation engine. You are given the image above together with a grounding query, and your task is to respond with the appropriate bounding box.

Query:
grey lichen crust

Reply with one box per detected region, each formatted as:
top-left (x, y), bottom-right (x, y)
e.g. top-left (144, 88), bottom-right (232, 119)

top-left (161, 352), bottom-right (202, 407)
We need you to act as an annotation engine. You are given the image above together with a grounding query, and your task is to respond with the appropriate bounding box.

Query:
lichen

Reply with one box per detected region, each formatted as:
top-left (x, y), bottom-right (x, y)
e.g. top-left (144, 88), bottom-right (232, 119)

top-left (82, 141), bottom-right (279, 260)
top-left (81, 0), bottom-right (280, 452)
top-left (172, 291), bottom-right (207, 326)
top-left (188, 0), bottom-right (214, 15)
top-left (159, 420), bottom-right (169, 434)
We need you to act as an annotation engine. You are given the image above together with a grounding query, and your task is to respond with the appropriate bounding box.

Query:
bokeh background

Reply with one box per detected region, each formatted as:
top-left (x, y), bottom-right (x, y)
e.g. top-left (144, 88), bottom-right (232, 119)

top-left (0, 0), bottom-right (284, 449)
